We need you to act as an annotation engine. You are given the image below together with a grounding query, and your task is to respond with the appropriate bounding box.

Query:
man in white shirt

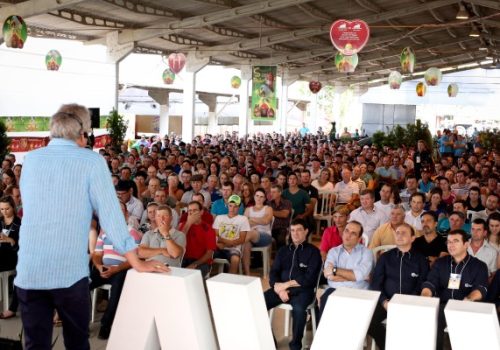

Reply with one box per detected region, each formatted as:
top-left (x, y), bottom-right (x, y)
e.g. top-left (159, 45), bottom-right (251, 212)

top-left (468, 218), bottom-right (498, 277)
top-left (115, 180), bottom-right (144, 222)
top-left (471, 194), bottom-right (499, 221)
top-left (374, 184), bottom-right (394, 219)
top-left (349, 190), bottom-right (389, 243)
top-left (404, 192), bottom-right (425, 232)
top-left (333, 167), bottom-right (359, 206)
top-left (212, 195), bottom-right (250, 274)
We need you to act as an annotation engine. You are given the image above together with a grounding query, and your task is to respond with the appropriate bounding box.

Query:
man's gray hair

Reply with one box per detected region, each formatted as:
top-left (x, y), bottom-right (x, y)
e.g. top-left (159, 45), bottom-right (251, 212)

top-left (50, 104), bottom-right (91, 141)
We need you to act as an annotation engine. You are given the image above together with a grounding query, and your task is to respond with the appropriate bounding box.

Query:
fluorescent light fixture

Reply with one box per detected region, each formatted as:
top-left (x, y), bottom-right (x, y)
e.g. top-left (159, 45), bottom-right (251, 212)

top-left (469, 27), bottom-right (480, 37)
top-left (456, 3), bottom-right (469, 20)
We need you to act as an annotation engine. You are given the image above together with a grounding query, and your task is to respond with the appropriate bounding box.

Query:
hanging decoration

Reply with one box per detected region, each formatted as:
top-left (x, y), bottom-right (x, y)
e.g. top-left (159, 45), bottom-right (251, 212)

top-left (335, 52), bottom-right (358, 73)
top-left (330, 19), bottom-right (370, 55)
top-left (424, 67), bottom-right (442, 86)
top-left (162, 69), bottom-right (175, 84)
top-left (416, 82), bottom-right (427, 97)
top-left (167, 53), bottom-right (186, 74)
top-left (45, 50), bottom-right (62, 71)
top-left (388, 71), bottom-right (402, 89)
top-left (231, 76), bottom-right (241, 89)
top-left (2, 15), bottom-right (28, 49)
top-left (400, 47), bottom-right (416, 74)
top-left (309, 81), bottom-right (322, 94)
top-left (447, 83), bottom-right (459, 97)
top-left (251, 66), bottom-right (277, 121)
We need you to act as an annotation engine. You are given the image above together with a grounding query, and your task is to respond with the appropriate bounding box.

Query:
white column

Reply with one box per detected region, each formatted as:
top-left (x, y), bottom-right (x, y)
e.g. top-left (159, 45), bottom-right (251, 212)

top-left (279, 71), bottom-right (297, 134)
top-left (148, 89), bottom-right (169, 137)
top-left (108, 269), bottom-right (217, 350)
top-left (312, 288), bottom-right (380, 350)
top-left (310, 93), bottom-right (318, 134)
top-left (106, 31), bottom-right (134, 111)
top-left (238, 65), bottom-right (252, 138)
top-left (199, 93), bottom-right (217, 135)
top-left (207, 273), bottom-right (275, 350)
top-left (445, 299), bottom-right (500, 350)
top-left (386, 294), bottom-right (440, 350)
top-left (182, 53), bottom-right (209, 143)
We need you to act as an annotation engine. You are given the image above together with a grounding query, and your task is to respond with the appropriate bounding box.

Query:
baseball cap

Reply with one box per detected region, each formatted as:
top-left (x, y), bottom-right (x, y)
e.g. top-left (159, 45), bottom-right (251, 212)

top-left (228, 194), bottom-right (241, 206)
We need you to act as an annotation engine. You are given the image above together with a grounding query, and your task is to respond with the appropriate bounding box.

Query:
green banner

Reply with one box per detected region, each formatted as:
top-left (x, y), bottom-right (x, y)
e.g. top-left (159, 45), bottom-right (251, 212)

top-left (251, 66), bottom-right (277, 121)
top-left (0, 116), bottom-right (108, 132)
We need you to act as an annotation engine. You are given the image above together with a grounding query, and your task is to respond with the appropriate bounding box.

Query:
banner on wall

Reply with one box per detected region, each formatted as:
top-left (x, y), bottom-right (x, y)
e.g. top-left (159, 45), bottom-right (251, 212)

top-left (9, 137), bottom-right (50, 152)
top-left (0, 116), bottom-right (108, 132)
top-left (251, 66), bottom-right (277, 121)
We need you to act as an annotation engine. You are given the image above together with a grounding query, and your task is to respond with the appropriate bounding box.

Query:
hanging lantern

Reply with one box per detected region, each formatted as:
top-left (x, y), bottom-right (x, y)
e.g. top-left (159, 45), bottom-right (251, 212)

top-left (167, 53), bottom-right (186, 74)
top-left (45, 50), bottom-right (62, 71)
top-left (2, 15), bottom-right (28, 49)
top-left (309, 81), bottom-right (322, 94)
top-left (335, 52), bottom-right (358, 73)
top-left (416, 82), bottom-right (427, 97)
top-left (329, 19), bottom-right (370, 56)
top-left (448, 83), bottom-right (459, 97)
top-left (400, 47), bottom-right (415, 74)
top-left (162, 69), bottom-right (175, 84)
top-left (231, 76), bottom-right (241, 89)
top-left (388, 71), bottom-right (402, 89)
top-left (424, 67), bottom-right (442, 86)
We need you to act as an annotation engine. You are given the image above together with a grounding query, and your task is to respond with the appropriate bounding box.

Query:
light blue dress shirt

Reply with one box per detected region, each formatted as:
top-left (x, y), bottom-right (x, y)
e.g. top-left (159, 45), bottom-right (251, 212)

top-left (15, 138), bottom-right (136, 289)
top-left (325, 243), bottom-right (374, 290)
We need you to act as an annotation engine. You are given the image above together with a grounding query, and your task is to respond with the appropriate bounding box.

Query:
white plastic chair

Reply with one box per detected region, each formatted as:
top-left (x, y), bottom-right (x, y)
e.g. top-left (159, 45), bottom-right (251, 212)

top-left (250, 245), bottom-right (271, 277)
top-left (0, 269), bottom-right (16, 312)
top-left (91, 284), bottom-right (112, 323)
top-left (212, 258), bottom-right (242, 274)
top-left (313, 191), bottom-right (336, 236)
top-left (268, 270), bottom-right (322, 347)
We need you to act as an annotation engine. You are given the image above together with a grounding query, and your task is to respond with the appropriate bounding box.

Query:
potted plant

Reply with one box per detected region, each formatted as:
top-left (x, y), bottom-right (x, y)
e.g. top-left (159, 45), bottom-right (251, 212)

top-left (106, 109), bottom-right (128, 149)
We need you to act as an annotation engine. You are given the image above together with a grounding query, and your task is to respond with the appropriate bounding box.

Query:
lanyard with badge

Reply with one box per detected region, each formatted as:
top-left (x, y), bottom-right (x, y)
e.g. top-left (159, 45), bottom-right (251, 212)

top-left (448, 256), bottom-right (470, 298)
top-left (1, 221), bottom-right (12, 237)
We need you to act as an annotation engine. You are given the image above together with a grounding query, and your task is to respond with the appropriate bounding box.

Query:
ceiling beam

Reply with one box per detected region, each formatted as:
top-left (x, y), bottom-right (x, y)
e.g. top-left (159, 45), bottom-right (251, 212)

top-left (288, 37), bottom-right (477, 75)
top-left (0, 0), bottom-right (85, 25)
top-left (196, 0), bottom-right (458, 58)
top-left (309, 51), bottom-right (486, 83)
top-left (116, 0), bottom-right (314, 45)
top-left (468, 0), bottom-right (500, 11)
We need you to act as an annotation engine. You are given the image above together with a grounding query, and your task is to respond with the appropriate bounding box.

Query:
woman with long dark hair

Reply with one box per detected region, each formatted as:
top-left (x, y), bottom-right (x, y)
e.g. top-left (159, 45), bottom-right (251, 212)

top-left (0, 195), bottom-right (21, 319)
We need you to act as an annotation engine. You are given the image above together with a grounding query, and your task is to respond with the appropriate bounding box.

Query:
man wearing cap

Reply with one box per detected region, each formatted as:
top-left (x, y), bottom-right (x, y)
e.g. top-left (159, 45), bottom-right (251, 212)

top-left (116, 179), bottom-right (144, 222)
top-left (180, 174), bottom-right (211, 209)
top-left (212, 195), bottom-right (250, 274)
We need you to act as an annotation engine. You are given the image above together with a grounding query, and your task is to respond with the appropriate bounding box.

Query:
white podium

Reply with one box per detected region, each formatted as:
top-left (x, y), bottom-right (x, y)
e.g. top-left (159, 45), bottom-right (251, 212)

top-left (207, 273), bottom-right (275, 350)
top-left (311, 288), bottom-right (380, 350)
top-left (386, 294), bottom-right (440, 350)
top-left (107, 268), bottom-right (217, 350)
top-left (445, 300), bottom-right (500, 350)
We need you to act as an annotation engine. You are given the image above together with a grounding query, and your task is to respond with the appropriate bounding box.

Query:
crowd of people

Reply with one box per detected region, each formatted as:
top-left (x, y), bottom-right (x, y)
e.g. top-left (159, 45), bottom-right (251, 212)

top-left (0, 119), bottom-right (499, 349)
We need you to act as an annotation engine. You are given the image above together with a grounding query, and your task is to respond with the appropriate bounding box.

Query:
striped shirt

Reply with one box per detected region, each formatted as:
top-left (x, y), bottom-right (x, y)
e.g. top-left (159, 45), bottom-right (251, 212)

top-left (15, 138), bottom-right (137, 289)
top-left (96, 228), bottom-right (142, 266)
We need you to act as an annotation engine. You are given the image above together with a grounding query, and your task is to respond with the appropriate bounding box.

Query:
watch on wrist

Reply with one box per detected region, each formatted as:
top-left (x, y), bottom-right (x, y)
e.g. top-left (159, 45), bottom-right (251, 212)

top-left (333, 267), bottom-right (337, 276)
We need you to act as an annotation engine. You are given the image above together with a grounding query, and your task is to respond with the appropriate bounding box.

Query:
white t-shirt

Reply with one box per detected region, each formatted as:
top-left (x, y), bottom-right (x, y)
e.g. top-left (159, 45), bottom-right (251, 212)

top-left (374, 201), bottom-right (394, 219)
top-left (213, 214), bottom-right (251, 251)
top-left (311, 180), bottom-right (334, 192)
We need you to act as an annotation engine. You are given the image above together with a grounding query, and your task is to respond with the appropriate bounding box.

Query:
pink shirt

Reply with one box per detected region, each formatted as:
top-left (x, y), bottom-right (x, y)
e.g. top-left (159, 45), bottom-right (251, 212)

top-left (320, 226), bottom-right (342, 254)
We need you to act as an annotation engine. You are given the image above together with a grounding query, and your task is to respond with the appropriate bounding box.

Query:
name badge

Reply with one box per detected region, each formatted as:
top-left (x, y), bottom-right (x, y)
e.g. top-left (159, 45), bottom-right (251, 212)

top-left (416, 156), bottom-right (421, 163)
top-left (2, 228), bottom-right (9, 236)
top-left (448, 273), bottom-right (461, 290)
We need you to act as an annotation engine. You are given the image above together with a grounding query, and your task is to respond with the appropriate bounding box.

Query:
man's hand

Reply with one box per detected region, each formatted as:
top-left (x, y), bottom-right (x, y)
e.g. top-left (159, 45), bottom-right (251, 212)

top-left (186, 263), bottom-right (197, 269)
top-left (278, 290), bottom-right (289, 302)
top-left (383, 300), bottom-right (389, 310)
top-left (186, 211), bottom-right (201, 225)
top-left (162, 248), bottom-right (171, 257)
top-left (133, 259), bottom-right (170, 273)
top-left (216, 242), bottom-right (225, 250)
top-left (274, 282), bottom-right (287, 294)
top-left (100, 265), bottom-right (120, 279)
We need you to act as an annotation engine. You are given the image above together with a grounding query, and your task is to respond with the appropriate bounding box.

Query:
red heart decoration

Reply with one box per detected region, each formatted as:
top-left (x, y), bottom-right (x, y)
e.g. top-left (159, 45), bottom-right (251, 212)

top-left (309, 81), bottom-right (322, 94)
top-left (330, 19), bottom-right (370, 56)
top-left (168, 53), bottom-right (186, 74)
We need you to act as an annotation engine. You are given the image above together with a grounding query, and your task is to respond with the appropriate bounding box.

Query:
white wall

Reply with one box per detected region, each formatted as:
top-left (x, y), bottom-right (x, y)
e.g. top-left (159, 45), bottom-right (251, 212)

top-left (0, 37), bottom-right (115, 116)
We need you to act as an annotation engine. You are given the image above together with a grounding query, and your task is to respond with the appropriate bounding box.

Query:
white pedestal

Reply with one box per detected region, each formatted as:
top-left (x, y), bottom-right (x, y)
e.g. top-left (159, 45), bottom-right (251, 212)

top-left (386, 294), bottom-right (440, 350)
top-left (107, 268), bottom-right (217, 350)
top-left (311, 288), bottom-right (380, 350)
top-left (445, 300), bottom-right (500, 350)
top-left (207, 273), bottom-right (275, 350)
